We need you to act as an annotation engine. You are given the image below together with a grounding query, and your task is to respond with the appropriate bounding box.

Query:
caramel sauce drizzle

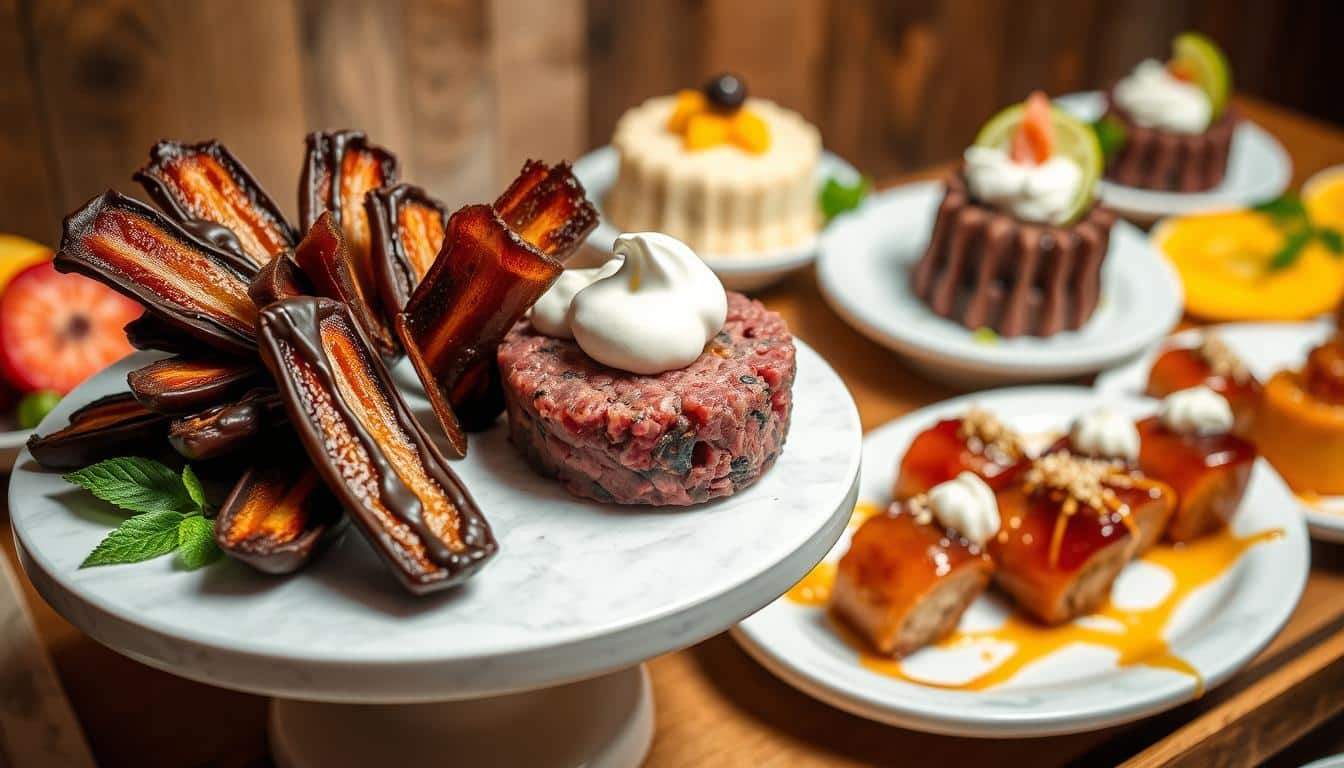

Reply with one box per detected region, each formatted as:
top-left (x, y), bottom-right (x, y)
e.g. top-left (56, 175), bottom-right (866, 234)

top-left (787, 502), bottom-right (1282, 693)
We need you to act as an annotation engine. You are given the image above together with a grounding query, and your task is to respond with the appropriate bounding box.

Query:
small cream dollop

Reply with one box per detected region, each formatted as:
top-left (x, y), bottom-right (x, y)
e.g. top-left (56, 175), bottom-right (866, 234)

top-left (927, 471), bottom-right (1000, 548)
top-left (530, 260), bottom-right (622, 339)
top-left (1160, 386), bottom-right (1234, 436)
top-left (568, 232), bottom-right (728, 375)
top-left (1113, 59), bottom-right (1212, 134)
top-left (963, 146), bottom-right (1084, 224)
top-left (1070, 407), bottom-right (1140, 462)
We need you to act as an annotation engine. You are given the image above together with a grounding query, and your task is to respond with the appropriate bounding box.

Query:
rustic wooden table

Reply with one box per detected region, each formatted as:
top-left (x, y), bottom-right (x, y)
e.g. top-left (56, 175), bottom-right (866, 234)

top-left (3, 95), bottom-right (1344, 768)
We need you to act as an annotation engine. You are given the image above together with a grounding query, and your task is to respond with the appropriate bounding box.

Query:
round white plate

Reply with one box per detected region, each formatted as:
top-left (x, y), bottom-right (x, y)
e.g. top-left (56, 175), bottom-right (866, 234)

top-left (733, 386), bottom-right (1309, 738)
top-left (816, 181), bottom-right (1183, 388)
top-left (11, 341), bottom-right (862, 704)
top-left (572, 145), bottom-right (861, 292)
top-left (1055, 91), bottom-right (1291, 222)
top-left (1096, 319), bottom-right (1344, 543)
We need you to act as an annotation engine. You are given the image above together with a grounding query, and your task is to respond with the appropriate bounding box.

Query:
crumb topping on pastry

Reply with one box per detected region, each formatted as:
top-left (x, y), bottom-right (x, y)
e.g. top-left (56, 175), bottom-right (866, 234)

top-left (1024, 451), bottom-right (1132, 515)
top-left (958, 406), bottom-right (1022, 460)
top-left (1198, 333), bottom-right (1250, 383)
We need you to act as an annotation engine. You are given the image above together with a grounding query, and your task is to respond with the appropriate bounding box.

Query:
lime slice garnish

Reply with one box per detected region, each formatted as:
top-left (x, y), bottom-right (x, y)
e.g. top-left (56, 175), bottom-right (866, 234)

top-left (1171, 32), bottom-right (1231, 119)
top-left (974, 100), bottom-right (1102, 225)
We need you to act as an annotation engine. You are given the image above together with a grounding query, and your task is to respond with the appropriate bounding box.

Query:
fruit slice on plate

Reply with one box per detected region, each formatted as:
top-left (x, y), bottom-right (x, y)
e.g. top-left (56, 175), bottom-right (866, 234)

top-left (215, 453), bottom-right (345, 575)
top-left (366, 184), bottom-right (448, 313)
top-left (0, 261), bottom-right (140, 395)
top-left (1169, 32), bottom-right (1232, 119)
top-left (395, 204), bottom-right (564, 454)
top-left (258, 297), bottom-right (496, 595)
top-left (127, 356), bottom-right (265, 414)
top-left (0, 234), bottom-right (53, 294)
top-left (975, 92), bottom-right (1103, 225)
top-left (1303, 164), bottom-right (1344, 233)
top-left (27, 392), bottom-right (171, 469)
top-left (134, 139), bottom-right (296, 270)
top-left (493, 159), bottom-right (599, 261)
top-left (56, 192), bottom-right (259, 355)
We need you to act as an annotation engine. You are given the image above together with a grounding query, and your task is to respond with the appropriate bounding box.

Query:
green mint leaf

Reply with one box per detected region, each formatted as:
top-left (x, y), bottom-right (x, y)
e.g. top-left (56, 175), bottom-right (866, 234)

top-left (63, 457), bottom-right (193, 516)
top-left (176, 515), bottom-right (220, 570)
top-left (1091, 117), bottom-right (1127, 162)
top-left (1253, 195), bottom-right (1307, 221)
top-left (820, 176), bottom-right (871, 224)
top-left (80, 510), bottom-right (183, 568)
top-left (1317, 227), bottom-right (1343, 255)
top-left (181, 465), bottom-right (208, 514)
top-left (1267, 228), bottom-right (1312, 272)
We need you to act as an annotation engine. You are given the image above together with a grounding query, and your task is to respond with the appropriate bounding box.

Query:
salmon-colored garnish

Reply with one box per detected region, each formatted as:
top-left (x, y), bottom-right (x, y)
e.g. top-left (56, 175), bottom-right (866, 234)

top-left (1010, 91), bottom-right (1054, 165)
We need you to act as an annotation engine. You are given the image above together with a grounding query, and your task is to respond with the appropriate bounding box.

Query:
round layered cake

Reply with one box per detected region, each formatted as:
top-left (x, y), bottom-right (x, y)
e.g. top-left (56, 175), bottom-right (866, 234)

top-left (499, 292), bottom-right (795, 505)
top-left (605, 80), bottom-right (821, 256)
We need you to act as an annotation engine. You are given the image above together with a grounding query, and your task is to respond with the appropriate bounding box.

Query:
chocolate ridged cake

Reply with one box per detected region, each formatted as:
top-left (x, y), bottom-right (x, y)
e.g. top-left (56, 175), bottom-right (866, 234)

top-left (1106, 103), bottom-right (1237, 192)
top-left (912, 172), bottom-right (1117, 338)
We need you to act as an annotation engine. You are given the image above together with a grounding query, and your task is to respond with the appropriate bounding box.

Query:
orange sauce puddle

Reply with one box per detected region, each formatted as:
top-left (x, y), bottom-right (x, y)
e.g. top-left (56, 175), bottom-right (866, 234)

top-left (787, 503), bottom-right (1282, 693)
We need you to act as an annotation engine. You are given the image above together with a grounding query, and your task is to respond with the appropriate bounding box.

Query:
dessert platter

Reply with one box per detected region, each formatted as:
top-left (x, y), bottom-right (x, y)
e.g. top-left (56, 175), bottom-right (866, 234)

top-left (1097, 320), bottom-right (1344, 543)
top-left (1056, 33), bottom-right (1290, 222)
top-left (574, 73), bottom-right (863, 291)
top-left (817, 93), bottom-right (1182, 387)
top-left (7, 131), bottom-right (862, 767)
top-left (734, 387), bottom-right (1308, 737)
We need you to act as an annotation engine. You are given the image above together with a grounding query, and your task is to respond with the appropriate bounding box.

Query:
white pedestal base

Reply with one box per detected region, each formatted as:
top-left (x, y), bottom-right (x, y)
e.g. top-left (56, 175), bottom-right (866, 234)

top-left (270, 665), bottom-right (654, 768)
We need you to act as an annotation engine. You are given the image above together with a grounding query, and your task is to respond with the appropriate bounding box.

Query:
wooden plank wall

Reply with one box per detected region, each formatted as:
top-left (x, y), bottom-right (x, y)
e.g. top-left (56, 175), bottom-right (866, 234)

top-left (0, 0), bottom-right (1336, 246)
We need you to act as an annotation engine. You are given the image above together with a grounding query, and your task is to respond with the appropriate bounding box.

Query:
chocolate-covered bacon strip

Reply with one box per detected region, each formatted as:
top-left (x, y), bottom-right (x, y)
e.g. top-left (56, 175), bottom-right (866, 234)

top-left (124, 313), bottom-right (196, 355)
top-left (215, 455), bottom-right (345, 575)
top-left (248, 250), bottom-right (312, 308)
top-left (168, 389), bottom-right (285, 461)
top-left (299, 130), bottom-right (398, 346)
top-left (56, 191), bottom-right (258, 355)
top-left (27, 392), bottom-right (171, 470)
top-left (127, 356), bottom-right (265, 414)
top-left (395, 205), bottom-right (564, 453)
top-left (493, 159), bottom-right (598, 261)
top-left (135, 140), bottom-right (296, 269)
top-left (258, 297), bottom-right (496, 594)
top-left (367, 184), bottom-right (447, 313)
top-left (293, 212), bottom-right (399, 360)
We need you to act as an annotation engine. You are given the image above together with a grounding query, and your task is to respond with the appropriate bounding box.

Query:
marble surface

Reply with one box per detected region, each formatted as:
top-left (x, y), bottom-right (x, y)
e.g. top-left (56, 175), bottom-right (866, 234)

top-left (816, 183), bottom-right (1184, 387)
top-left (1096, 320), bottom-right (1344, 544)
top-left (734, 387), bottom-right (1310, 737)
top-left (10, 342), bottom-right (861, 704)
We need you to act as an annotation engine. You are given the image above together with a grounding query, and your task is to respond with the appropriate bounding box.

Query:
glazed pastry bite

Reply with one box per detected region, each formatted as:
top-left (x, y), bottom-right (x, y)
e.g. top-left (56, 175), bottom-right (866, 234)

top-left (1253, 337), bottom-right (1344, 494)
top-left (831, 473), bottom-right (996, 657)
top-left (1138, 386), bottom-right (1254, 543)
top-left (1146, 333), bottom-right (1260, 436)
top-left (894, 406), bottom-right (1029, 500)
top-left (990, 453), bottom-right (1175, 625)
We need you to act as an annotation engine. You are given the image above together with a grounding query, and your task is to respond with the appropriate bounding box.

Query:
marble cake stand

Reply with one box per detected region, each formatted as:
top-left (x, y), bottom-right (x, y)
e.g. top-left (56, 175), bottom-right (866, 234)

top-left (9, 342), bottom-right (861, 767)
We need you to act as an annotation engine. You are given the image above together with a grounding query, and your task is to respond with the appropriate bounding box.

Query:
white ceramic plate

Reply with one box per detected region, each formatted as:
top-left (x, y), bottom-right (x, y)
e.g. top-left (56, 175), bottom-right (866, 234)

top-left (815, 181), bottom-right (1183, 388)
top-left (733, 386), bottom-right (1308, 738)
top-left (1055, 91), bottom-right (1291, 223)
top-left (572, 145), bottom-right (860, 292)
top-left (10, 342), bottom-right (862, 704)
top-left (1096, 320), bottom-right (1344, 543)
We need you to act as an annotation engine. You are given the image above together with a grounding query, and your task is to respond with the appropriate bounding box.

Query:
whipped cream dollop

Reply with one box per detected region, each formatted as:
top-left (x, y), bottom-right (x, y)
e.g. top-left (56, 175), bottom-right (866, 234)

top-left (530, 260), bottom-right (622, 339)
top-left (1070, 407), bottom-right (1140, 462)
top-left (1160, 386), bottom-right (1234, 435)
top-left (563, 232), bottom-right (728, 375)
top-left (927, 471), bottom-right (1000, 547)
top-left (963, 146), bottom-right (1084, 224)
top-left (1113, 59), bottom-right (1212, 134)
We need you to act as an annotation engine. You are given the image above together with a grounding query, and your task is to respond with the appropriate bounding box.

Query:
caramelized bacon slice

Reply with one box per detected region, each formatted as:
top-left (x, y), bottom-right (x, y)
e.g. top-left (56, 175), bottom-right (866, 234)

top-left (168, 389), bottom-right (284, 461)
top-left (493, 160), bottom-right (598, 260)
top-left (299, 131), bottom-right (397, 340)
top-left (248, 250), bottom-right (312, 308)
top-left (27, 392), bottom-right (171, 470)
top-left (293, 212), bottom-right (399, 360)
top-left (258, 297), bottom-right (496, 594)
top-left (124, 313), bottom-right (195, 354)
top-left (396, 205), bottom-right (563, 451)
top-left (135, 140), bottom-right (295, 269)
top-left (56, 191), bottom-right (258, 355)
top-left (127, 356), bottom-right (265, 413)
top-left (367, 184), bottom-right (447, 312)
top-left (215, 454), bottom-right (345, 574)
